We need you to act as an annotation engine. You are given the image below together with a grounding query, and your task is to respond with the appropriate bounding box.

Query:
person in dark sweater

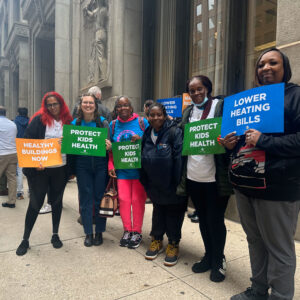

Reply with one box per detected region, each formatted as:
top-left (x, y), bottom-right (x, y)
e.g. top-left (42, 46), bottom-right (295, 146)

top-left (14, 107), bottom-right (29, 200)
top-left (223, 48), bottom-right (300, 300)
top-left (140, 103), bottom-right (185, 266)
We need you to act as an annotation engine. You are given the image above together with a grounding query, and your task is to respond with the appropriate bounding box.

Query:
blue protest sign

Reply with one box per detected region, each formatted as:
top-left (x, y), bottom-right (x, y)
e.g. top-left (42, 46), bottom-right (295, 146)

top-left (221, 83), bottom-right (284, 137)
top-left (157, 97), bottom-right (182, 118)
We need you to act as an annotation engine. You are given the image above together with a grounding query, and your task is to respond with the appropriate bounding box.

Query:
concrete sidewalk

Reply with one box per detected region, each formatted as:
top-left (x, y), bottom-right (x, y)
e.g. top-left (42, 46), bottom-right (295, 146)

top-left (0, 179), bottom-right (299, 300)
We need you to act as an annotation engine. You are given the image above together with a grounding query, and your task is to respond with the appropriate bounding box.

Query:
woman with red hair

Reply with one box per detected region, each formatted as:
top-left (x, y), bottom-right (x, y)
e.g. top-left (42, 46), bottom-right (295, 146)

top-left (16, 92), bottom-right (73, 256)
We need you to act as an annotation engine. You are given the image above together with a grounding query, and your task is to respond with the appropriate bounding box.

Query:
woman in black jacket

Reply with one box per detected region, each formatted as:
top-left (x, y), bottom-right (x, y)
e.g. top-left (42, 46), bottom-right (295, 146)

top-left (140, 103), bottom-right (184, 267)
top-left (16, 92), bottom-right (73, 256)
top-left (224, 48), bottom-right (300, 300)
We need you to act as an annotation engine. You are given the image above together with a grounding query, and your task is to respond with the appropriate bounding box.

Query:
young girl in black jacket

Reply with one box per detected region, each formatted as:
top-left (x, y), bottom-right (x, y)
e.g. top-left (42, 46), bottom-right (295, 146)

top-left (140, 103), bottom-right (185, 266)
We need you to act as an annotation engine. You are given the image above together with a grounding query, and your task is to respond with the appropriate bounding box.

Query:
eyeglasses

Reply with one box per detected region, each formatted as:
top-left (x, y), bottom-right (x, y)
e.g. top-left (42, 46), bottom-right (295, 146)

top-left (46, 103), bottom-right (60, 108)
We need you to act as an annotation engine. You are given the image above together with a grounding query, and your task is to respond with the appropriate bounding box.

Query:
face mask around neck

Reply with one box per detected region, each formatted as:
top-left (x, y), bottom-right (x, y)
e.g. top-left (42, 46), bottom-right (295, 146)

top-left (192, 96), bottom-right (209, 108)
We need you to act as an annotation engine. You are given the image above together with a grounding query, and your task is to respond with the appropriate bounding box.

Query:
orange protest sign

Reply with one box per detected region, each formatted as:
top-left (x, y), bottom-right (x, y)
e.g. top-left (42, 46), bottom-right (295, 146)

top-left (182, 93), bottom-right (192, 112)
top-left (16, 138), bottom-right (63, 168)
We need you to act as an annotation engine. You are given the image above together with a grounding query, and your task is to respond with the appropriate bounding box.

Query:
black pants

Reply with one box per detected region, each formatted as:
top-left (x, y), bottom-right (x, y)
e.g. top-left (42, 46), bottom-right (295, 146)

top-left (186, 179), bottom-right (229, 266)
top-left (150, 201), bottom-right (187, 243)
top-left (23, 166), bottom-right (68, 240)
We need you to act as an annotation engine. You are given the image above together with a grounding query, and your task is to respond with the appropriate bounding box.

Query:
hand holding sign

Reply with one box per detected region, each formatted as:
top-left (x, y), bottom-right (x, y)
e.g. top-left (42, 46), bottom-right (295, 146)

top-left (131, 135), bottom-right (141, 142)
top-left (36, 162), bottom-right (45, 171)
top-left (105, 139), bottom-right (112, 151)
top-left (220, 131), bottom-right (240, 150)
top-left (245, 129), bottom-right (261, 147)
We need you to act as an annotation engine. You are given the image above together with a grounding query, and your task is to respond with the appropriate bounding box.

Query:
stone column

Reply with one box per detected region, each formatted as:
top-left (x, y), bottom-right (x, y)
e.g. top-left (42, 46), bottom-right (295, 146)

top-left (277, 0), bottom-right (300, 84)
top-left (55, 0), bottom-right (71, 104)
top-left (18, 40), bottom-right (29, 107)
top-left (122, 0), bottom-right (143, 110)
top-left (70, 0), bottom-right (80, 108)
top-left (2, 66), bottom-right (9, 111)
top-left (104, 0), bottom-right (143, 111)
top-left (153, 0), bottom-right (176, 100)
top-left (110, 0), bottom-right (126, 97)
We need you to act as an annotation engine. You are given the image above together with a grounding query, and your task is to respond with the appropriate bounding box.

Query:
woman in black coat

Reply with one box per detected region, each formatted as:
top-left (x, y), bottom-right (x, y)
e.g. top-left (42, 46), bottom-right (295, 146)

top-left (140, 103), bottom-right (185, 267)
top-left (224, 48), bottom-right (300, 300)
top-left (16, 92), bottom-right (73, 256)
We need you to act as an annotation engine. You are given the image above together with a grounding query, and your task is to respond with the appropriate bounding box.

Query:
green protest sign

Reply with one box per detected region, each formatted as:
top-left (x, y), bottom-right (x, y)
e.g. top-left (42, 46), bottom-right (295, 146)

top-left (61, 125), bottom-right (107, 156)
top-left (182, 117), bottom-right (225, 156)
top-left (112, 140), bottom-right (141, 169)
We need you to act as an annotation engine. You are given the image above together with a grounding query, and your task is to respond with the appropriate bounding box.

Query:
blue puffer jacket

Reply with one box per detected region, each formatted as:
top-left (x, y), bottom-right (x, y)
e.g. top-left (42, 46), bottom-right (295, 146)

top-left (140, 119), bottom-right (184, 205)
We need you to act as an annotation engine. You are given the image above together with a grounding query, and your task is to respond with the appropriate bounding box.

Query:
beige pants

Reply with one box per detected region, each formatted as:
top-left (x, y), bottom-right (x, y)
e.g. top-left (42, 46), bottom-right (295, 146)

top-left (0, 153), bottom-right (17, 204)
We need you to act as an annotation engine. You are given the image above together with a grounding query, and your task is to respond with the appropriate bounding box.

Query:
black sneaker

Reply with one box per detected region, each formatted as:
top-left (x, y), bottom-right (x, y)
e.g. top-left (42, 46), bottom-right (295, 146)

top-left (192, 254), bottom-right (211, 273)
top-left (230, 287), bottom-right (269, 300)
top-left (120, 231), bottom-right (132, 247)
top-left (210, 257), bottom-right (226, 282)
top-left (145, 239), bottom-right (163, 260)
top-left (16, 240), bottom-right (30, 256)
top-left (128, 232), bottom-right (142, 249)
top-left (164, 242), bottom-right (179, 266)
top-left (51, 234), bottom-right (63, 249)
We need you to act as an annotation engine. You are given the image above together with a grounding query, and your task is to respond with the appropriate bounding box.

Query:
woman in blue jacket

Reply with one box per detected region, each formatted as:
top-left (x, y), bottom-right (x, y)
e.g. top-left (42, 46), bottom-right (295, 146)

top-left (140, 103), bottom-right (184, 266)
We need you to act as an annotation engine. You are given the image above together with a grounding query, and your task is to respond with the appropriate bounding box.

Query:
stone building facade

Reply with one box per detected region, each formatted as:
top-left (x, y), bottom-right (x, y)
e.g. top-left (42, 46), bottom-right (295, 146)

top-left (0, 0), bottom-right (299, 236)
top-left (1, 0), bottom-right (300, 117)
top-left (0, 0), bottom-right (144, 117)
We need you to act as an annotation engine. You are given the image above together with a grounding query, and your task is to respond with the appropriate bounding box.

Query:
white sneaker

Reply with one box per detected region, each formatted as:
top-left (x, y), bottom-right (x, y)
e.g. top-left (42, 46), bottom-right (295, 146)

top-left (39, 203), bottom-right (52, 214)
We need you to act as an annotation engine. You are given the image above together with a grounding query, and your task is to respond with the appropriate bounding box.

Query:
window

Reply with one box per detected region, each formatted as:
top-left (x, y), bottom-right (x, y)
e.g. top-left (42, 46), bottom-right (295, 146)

top-left (208, 0), bottom-right (215, 11)
top-left (190, 0), bottom-right (228, 95)
top-left (197, 4), bottom-right (202, 16)
top-left (209, 17), bottom-right (215, 29)
top-left (197, 22), bottom-right (202, 32)
top-left (245, 0), bottom-right (277, 89)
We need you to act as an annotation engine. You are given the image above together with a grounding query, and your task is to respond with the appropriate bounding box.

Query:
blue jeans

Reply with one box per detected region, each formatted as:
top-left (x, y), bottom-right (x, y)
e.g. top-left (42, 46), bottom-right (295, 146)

top-left (76, 155), bottom-right (108, 235)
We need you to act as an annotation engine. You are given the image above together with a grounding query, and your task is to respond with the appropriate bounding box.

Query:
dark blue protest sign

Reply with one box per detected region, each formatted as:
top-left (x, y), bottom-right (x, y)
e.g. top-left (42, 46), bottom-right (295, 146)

top-left (221, 83), bottom-right (284, 137)
top-left (157, 97), bottom-right (182, 118)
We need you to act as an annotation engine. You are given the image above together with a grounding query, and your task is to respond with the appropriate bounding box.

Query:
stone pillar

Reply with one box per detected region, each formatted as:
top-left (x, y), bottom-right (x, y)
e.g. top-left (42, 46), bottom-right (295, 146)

top-left (18, 40), bottom-right (29, 107)
top-left (122, 0), bottom-right (143, 110)
top-left (276, 0), bottom-right (300, 240)
top-left (110, 0), bottom-right (126, 97)
top-left (55, 0), bottom-right (71, 104)
top-left (153, 0), bottom-right (176, 100)
top-left (277, 0), bottom-right (300, 84)
top-left (3, 68), bottom-right (9, 110)
top-left (104, 0), bottom-right (143, 112)
top-left (70, 0), bottom-right (80, 108)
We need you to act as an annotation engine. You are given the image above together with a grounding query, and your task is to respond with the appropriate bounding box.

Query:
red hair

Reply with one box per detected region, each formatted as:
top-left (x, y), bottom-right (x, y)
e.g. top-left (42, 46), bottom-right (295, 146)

top-left (30, 91), bottom-right (73, 126)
